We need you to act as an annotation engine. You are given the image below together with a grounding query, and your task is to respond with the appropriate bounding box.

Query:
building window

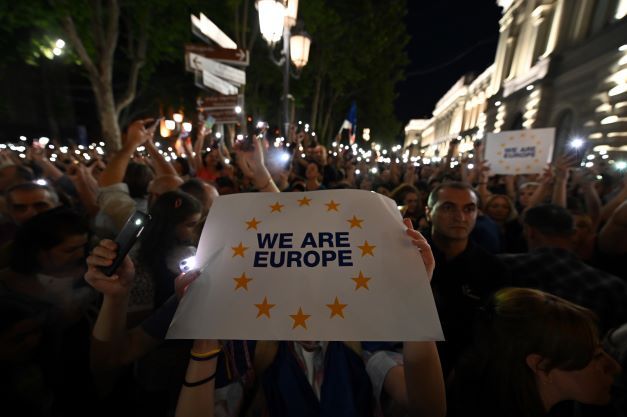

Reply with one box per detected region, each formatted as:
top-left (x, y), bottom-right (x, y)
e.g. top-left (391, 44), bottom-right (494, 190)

top-left (509, 112), bottom-right (524, 130)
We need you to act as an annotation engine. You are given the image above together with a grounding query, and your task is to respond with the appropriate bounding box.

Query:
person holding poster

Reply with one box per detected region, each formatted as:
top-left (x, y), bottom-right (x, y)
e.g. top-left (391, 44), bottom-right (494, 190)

top-left (174, 218), bottom-right (445, 417)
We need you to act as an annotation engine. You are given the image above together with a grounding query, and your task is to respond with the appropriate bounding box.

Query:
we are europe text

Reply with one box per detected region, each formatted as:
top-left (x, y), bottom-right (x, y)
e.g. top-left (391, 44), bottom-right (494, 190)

top-left (253, 232), bottom-right (354, 268)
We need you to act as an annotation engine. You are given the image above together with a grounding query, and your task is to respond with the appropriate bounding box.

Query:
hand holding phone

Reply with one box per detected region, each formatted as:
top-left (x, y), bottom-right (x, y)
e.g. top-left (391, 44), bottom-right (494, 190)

top-left (101, 211), bottom-right (151, 276)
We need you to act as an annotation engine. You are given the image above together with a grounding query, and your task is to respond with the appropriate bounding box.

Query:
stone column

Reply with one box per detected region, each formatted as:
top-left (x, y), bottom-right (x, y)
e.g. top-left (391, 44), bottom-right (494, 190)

top-left (489, 14), bottom-right (514, 95)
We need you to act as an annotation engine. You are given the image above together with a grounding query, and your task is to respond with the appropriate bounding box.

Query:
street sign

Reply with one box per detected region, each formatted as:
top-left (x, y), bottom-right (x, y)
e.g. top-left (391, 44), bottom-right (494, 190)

top-left (204, 109), bottom-right (240, 124)
top-left (191, 13), bottom-right (237, 50)
top-left (197, 95), bottom-right (242, 111)
top-left (188, 52), bottom-right (246, 86)
top-left (185, 44), bottom-right (249, 67)
top-left (197, 70), bottom-right (238, 95)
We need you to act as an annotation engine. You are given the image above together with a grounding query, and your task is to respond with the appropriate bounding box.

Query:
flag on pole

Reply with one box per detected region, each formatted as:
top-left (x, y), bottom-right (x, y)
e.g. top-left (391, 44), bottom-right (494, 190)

top-left (338, 102), bottom-right (357, 145)
top-left (167, 189), bottom-right (443, 341)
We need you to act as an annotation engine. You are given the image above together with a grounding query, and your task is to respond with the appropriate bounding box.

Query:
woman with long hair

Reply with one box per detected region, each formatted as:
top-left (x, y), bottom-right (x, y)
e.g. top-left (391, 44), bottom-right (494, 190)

top-left (135, 190), bottom-right (203, 309)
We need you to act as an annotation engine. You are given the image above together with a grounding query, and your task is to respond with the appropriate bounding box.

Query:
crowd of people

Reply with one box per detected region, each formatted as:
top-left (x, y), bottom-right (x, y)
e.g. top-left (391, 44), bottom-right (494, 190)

top-left (1, 118), bottom-right (626, 417)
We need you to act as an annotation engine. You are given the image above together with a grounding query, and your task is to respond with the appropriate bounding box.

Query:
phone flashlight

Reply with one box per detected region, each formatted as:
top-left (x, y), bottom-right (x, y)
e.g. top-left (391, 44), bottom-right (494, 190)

top-left (179, 256), bottom-right (197, 273)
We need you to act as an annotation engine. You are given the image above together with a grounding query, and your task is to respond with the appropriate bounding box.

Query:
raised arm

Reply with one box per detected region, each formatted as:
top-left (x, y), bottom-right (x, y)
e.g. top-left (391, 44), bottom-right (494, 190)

top-left (175, 339), bottom-right (220, 417)
top-left (600, 175), bottom-right (627, 224)
top-left (525, 166), bottom-right (553, 211)
top-left (85, 240), bottom-right (160, 377)
top-left (551, 155), bottom-right (577, 208)
top-left (235, 135), bottom-right (279, 193)
top-left (402, 218), bottom-right (446, 417)
top-left (145, 129), bottom-right (178, 177)
top-left (99, 119), bottom-right (152, 187)
top-left (598, 199), bottom-right (627, 255)
top-left (27, 146), bottom-right (64, 181)
top-left (573, 168), bottom-right (602, 228)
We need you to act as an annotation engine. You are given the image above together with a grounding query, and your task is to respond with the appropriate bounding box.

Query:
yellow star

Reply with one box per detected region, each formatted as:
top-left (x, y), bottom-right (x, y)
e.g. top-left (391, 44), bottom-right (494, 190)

top-left (358, 240), bottom-right (376, 257)
top-left (270, 202), bottom-right (284, 213)
top-left (352, 271), bottom-right (371, 290)
top-left (326, 296), bottom-right (348, 318)
top-left (255, 296), bottom-right (275, 318)
top-left (232, 242), bottom-right (248, 257)
top-left (347, 215), bottom-right (364, 229)
top-left (245, 217), bottom-right (261, 230)
top-left (290, 307), bottom-right (311, 329)
top-left (233, 273), bottom-right (253, 291)
top-left (325, 200), bottom-right (340, 211)
top-left (500, 143), bottom-right (506, 148)
top-left (297, 196), bottom-right (312, 206)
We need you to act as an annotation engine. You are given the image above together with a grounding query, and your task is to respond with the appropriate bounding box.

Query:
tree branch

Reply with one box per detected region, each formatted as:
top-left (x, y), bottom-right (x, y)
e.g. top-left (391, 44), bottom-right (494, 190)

top-left (115, 12), bottom-right (148, 115)
top-left (102, 0), bottom-right (120, 79)
top-left (59, 14), bottom-right (100, 83)
top-left (91, 0), bottom-right (105, 56)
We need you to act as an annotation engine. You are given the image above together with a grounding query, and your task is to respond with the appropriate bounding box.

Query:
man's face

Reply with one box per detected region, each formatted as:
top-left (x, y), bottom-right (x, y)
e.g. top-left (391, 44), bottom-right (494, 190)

top-left (404, 192), bottom-right (419, 212)
top-left (8, 188), bottom-right (57, 225)
top-left (428, 188), bottom-right (478, 241)
top-left (311, 146), bottom-right (326, 165)
top-left (37, 233), bottom-right (88, 277)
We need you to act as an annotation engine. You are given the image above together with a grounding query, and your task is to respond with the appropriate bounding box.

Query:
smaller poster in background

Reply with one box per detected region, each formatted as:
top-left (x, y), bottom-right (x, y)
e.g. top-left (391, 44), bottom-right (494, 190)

top-left (485, 128), bottom-right (555, 175)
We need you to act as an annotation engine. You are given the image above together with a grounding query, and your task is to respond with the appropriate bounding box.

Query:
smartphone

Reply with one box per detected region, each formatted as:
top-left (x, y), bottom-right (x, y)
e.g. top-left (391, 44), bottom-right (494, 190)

top-left (204, 115), bottom-right (216, 131)
top-left (564, 141), bottom-right (590, 165)
top-left (146, 117), bottom-right (163, 133)
top-left (101, 211), bottom-right (151, 277)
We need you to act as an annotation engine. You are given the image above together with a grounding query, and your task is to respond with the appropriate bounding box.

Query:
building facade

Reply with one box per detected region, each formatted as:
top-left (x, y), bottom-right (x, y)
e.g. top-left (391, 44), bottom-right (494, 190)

top-left (405, 0), bottom-right (627, 161)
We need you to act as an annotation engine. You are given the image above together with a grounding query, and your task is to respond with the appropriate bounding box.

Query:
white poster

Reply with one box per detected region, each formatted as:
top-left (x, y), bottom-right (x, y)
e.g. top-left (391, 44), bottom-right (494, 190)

top-left (485, 128), bottom-right (555, 175)
top-left (167, 190), bottom-right (443, 341)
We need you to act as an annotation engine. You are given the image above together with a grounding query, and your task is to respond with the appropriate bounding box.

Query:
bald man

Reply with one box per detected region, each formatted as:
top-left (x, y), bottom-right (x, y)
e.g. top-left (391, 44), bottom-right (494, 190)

top-left (179, 178), bottom-right (219, 216)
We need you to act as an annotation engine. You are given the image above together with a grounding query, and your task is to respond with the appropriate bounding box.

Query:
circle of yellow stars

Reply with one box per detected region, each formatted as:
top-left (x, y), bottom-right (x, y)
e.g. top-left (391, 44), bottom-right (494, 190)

top-left (229, 195), bottom-right (376, 330)
top-left (496, 132), bottom-right (546, 174)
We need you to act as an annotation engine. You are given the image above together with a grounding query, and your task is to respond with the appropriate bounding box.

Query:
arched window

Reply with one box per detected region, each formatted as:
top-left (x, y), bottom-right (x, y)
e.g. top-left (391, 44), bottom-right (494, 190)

top-left (509, 112), bottom-right (524, 130)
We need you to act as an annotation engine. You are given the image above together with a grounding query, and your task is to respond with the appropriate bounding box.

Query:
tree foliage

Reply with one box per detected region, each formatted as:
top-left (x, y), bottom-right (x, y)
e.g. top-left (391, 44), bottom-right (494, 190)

top-left (1, 0), bottom-right (409, 147)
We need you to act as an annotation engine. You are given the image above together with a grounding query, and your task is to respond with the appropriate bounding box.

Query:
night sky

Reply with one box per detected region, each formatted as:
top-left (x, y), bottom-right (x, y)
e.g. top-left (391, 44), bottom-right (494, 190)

top-left (395, 0), bottom-right (503, 124)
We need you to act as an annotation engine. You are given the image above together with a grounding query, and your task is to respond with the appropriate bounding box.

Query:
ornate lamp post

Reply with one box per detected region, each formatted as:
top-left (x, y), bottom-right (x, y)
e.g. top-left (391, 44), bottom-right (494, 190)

top-left (257, 0), bottom-right (311, 137)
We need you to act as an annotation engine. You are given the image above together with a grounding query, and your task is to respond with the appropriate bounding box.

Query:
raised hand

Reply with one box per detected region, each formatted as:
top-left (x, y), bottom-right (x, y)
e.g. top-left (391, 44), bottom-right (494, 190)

top-left (404, 218), bottom-right (435, 282)
top-left (124, 119), bottom-right (153, 150)
top-left (85, 239), bottom-right (135, 298)
top-left (174, 270), bottom-right (202, 301)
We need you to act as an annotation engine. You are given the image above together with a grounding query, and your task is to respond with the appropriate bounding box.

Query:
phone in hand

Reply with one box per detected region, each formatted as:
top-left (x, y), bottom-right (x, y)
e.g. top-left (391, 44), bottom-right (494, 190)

top-left (101, 211), bottom-right (151, 277)
top-left (564, 140), bottom-right (590, 165)
top-left (204, 115), bottom-right (216, 131)
top-left (145, 117), bottom-right (163, 133)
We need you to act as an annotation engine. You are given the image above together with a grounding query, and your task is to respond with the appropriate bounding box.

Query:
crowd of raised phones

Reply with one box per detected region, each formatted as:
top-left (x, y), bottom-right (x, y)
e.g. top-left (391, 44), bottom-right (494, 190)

top-left (0, 118), bottom-right (626, 417)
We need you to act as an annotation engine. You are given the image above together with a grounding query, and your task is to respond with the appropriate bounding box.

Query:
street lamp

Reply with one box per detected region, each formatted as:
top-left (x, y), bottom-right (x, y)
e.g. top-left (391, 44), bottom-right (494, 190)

top-left (257, 0), bottom-right (311, 137)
